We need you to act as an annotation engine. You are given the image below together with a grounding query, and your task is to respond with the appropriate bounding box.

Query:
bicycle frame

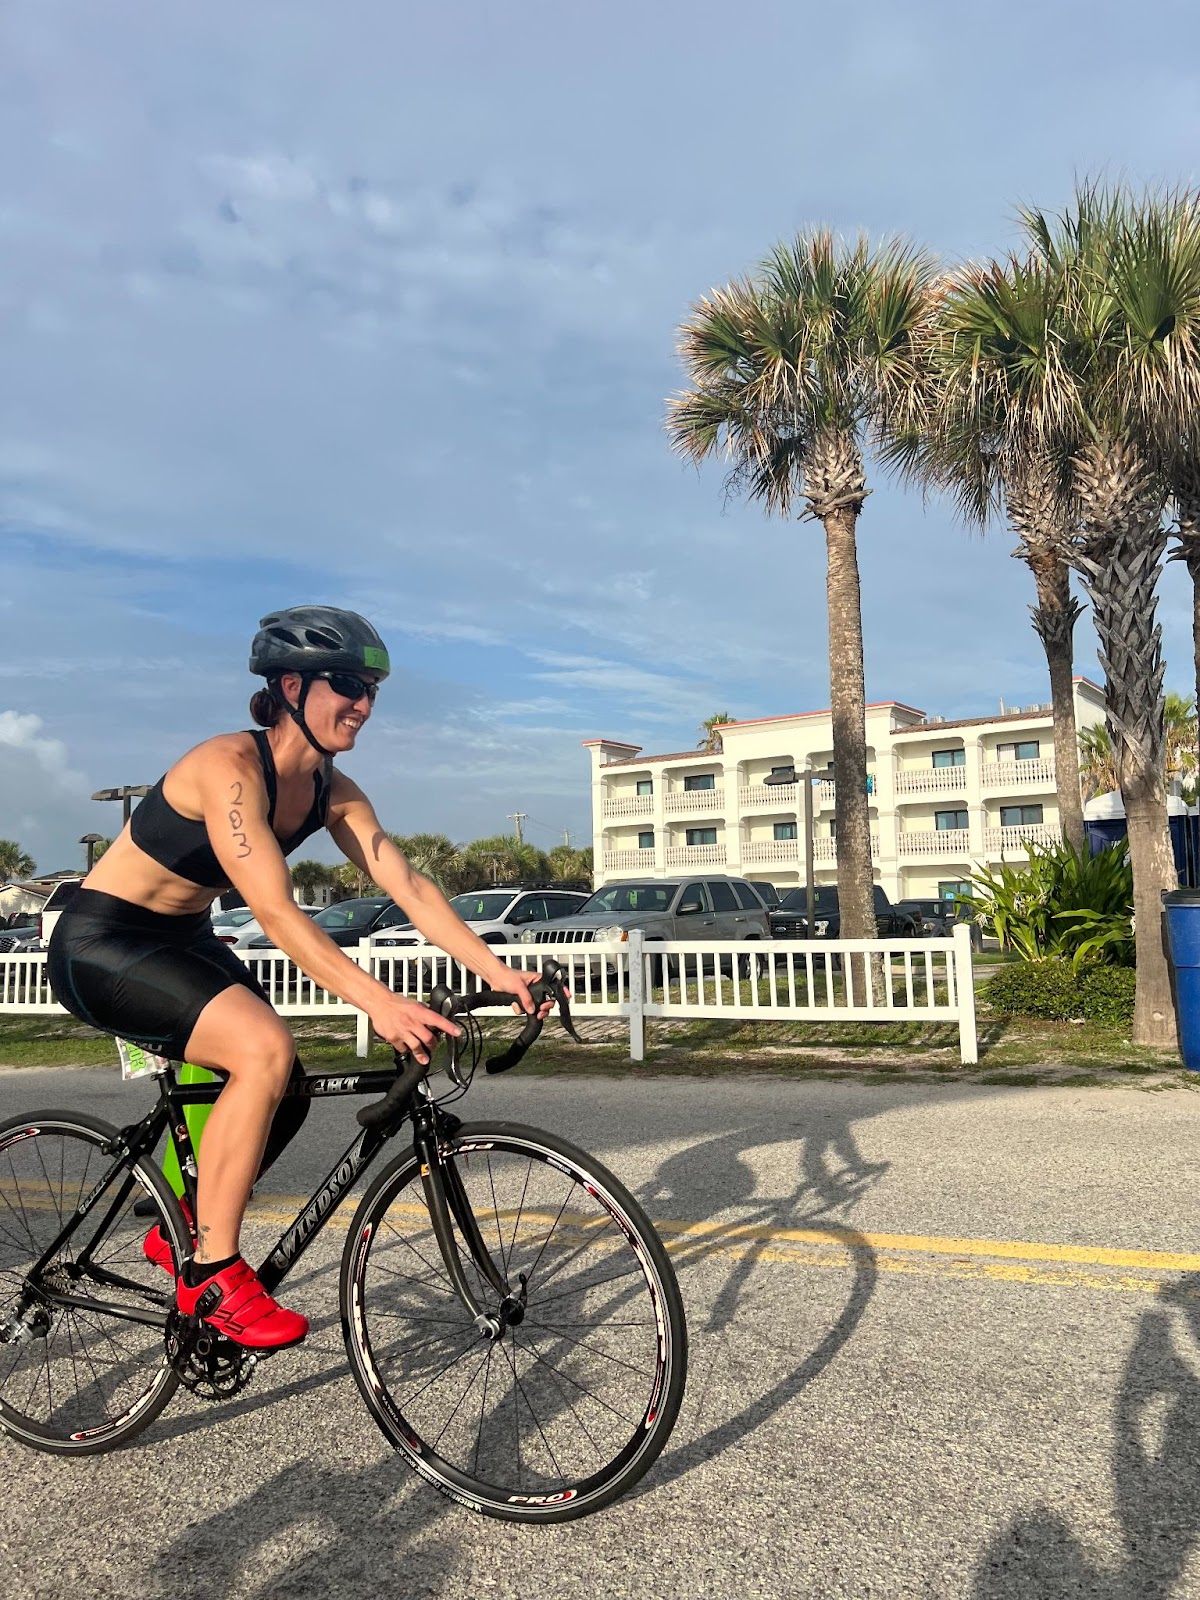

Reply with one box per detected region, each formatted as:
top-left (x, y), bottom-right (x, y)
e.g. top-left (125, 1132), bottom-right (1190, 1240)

top-left (22, 1064), bottom-right (512, 1332)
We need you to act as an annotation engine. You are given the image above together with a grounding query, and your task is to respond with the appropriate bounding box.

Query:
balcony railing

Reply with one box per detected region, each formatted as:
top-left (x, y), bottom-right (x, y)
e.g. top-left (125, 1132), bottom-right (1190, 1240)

top-left (895, 767), bottom-right (968, 796)
top-left (982, 758), bottom-right (1056, 790)
top-left (603, 848), bottom-right (658, 872)
top-left (738, 783), bottom-right (798, 812)
top-left (602, 795), bottom-right (654, 819)
top-left (742, 835), bottom-right (878, 865)
top-left (663, 788), bottom-right (724, 816)
top-left (664, 843), bottom-right (727, 867)
top-left (898, 828), bottom-right (971, 857)
top-left (983, 823), bottom-right (1061, 852)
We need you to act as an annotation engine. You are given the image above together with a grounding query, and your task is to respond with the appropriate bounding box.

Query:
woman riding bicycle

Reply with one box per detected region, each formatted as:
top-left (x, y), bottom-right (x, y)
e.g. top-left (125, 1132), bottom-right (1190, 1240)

top-left (47, 605), bottom-right (551, 1352)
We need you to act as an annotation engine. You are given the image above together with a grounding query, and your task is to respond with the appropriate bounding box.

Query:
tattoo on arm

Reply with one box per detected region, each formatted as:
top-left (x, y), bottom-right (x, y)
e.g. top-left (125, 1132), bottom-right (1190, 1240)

top-left (228, 781), bottom-right (251, 859)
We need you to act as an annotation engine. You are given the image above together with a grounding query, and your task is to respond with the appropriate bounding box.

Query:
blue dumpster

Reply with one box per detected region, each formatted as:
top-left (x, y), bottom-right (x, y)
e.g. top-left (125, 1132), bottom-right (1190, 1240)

top-left (1163, 889), bottom-right (1200, 1070)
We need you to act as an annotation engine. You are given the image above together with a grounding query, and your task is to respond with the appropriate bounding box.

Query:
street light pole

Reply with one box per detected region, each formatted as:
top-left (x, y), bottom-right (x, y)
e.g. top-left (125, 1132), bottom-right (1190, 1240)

top-left (802, 759), bottom-right (815, 935)
top-left (91, 785), bottom-right (152, 826)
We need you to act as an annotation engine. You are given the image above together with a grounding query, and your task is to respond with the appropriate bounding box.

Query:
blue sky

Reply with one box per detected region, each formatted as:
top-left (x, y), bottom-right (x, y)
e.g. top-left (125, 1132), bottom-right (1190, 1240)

top-left (2, 0), bottom-right (1199, 872)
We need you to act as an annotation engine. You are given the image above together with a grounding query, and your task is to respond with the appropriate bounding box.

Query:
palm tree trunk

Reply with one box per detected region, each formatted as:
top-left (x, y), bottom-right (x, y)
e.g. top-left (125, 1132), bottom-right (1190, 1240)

top-left (1071, 438), bottom-right (1176, 1048)
top-left (822, 504), bottom-right (875, 944)
top-left (1026, 551), bottom-right (1085, 851)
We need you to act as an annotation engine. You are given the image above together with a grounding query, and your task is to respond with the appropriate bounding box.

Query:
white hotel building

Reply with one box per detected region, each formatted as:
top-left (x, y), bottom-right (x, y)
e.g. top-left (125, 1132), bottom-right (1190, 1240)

top-left (585, 678), bottom-right (1107, 901)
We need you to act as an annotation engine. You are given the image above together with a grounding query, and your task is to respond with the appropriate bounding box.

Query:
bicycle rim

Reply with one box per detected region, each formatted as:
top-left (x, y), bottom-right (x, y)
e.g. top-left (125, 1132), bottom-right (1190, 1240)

top-left (341, 1122), bottom-right (687, 1522)
top-left (0, 1113), bottom-right (184, 1453)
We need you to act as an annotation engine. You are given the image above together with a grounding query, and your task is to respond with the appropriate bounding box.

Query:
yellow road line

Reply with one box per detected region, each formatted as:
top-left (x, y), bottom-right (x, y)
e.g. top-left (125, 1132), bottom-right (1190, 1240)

top-left (5, 1182), bottom-right (1195, 1297)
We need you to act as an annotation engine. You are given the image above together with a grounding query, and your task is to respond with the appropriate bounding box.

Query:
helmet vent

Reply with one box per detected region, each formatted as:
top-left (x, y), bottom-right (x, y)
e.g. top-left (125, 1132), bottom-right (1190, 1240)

top-left (302, 626), bottom-right (344, 650)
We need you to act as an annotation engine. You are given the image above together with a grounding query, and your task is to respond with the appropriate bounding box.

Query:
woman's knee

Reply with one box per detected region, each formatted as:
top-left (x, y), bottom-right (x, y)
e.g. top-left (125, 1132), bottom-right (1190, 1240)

top-left (186, 986), bottom-right (297, 1099)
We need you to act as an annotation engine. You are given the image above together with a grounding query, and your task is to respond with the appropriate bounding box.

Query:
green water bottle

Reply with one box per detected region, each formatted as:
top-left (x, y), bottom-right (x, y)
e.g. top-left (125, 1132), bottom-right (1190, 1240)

top-left (161, 1062), bottom-right (218, 1196)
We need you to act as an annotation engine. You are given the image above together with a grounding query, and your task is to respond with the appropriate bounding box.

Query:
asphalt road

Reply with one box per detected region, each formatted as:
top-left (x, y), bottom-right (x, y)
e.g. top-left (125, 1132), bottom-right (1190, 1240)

top-left (3, 1064), bottom-right (1200, 1600)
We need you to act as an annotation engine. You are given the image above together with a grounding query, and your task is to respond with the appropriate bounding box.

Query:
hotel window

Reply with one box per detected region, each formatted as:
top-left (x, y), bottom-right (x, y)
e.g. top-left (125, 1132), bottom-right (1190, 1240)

top-left (773, 822), bottom-right (797, 841)
top-left (935, 810), bottom-right (969, 831)
top-left (997, 740), bottom-right (1040, 762)
top-left (686, 827), bottom-right (717, 846)
top-left (636, 779), bottom-right (653, 796)
top-left (637, 831), bottom-right (654, 850)
top-left (1000, 804), bottom-right (1043, 827)
top-left (683, 773), bottom-right (716, 791)
top-left (932, 748), bottom-right (965, 768)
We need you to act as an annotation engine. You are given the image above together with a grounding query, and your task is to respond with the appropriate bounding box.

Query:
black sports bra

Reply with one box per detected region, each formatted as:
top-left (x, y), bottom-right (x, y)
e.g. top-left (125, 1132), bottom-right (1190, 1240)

top-left (130, 731), bottom-right (331, 891)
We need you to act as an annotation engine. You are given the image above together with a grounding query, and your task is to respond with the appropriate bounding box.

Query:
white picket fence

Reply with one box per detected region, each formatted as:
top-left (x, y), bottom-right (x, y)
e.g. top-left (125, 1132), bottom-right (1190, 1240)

top-left (0, 924), bottom-right (978, 1064)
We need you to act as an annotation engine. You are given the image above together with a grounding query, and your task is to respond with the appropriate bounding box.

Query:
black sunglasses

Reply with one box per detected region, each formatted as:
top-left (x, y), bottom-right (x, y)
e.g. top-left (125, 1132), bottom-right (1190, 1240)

top-left (313, 671), bottom-right (379, 705)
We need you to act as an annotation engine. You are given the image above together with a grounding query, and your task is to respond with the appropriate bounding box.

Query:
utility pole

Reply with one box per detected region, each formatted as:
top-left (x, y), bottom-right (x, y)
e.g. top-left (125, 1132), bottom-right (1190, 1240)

top-left (507, 812), bottom-right (527, 845)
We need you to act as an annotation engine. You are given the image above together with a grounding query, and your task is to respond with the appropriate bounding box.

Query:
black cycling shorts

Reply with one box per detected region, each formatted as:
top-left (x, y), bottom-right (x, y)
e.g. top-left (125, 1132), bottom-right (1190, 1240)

top-left (46, 887), bottom-right (309, 1173)
top-left (47, 887), bottom-right (268, 1059)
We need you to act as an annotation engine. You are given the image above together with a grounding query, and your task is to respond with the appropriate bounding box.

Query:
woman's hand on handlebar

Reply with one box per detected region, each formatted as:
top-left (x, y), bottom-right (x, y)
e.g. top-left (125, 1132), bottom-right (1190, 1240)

top-left (486, 963), bottom-right (568, 1020)
top-left (368, 994), bottom-right (462, 1064)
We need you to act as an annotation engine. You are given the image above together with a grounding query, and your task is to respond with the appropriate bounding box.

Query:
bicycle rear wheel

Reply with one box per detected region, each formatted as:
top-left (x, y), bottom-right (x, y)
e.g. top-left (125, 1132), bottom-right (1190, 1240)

top-left (340, 1120), bottom-right (687, 1522)
top-left (0, 1111), bottom-right (187, 1453)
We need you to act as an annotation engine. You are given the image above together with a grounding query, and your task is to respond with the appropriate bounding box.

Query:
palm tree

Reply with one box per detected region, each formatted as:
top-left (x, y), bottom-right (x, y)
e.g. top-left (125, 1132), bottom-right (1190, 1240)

top-left (547, 844), bottom-right (594, 887)
top-left (392, 833), bottom-right (466, 894)
top-left (889, 263), bottom-right (1086, 847)
top-left (697, 712), bottom-right (734, 753)
top-left (0, 840), bottom-right (36, 882)
top-left (1078, 723), bottom-right (1120, 802)
top-left (668, 231), bottom-right (937, 939)
top-left (291, 859), bottom-right (335, 906)
top-left (460, 836), bottom-right (550, 888)
top-left (922, 184), bottom-right (1200, 1044)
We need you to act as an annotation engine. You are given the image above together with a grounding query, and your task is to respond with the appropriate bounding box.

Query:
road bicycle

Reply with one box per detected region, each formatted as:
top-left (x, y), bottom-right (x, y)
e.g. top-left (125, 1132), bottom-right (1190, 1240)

top-left (0, 961), bottom-right (687, 1522)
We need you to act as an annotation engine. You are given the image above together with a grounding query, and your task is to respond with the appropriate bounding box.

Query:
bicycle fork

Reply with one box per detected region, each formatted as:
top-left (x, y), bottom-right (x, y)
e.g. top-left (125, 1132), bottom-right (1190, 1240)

top-left (412, 1103), bottom-right (526, 1342)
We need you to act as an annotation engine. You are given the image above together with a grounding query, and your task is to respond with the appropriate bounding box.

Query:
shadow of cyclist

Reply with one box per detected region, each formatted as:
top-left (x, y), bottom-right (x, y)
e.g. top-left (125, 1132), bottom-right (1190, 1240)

top-left (633, 1099), bottom-right (886, 1492)
top-left (148, 1452), bottom-right (455, 1600)
top-left (973, 1272), bottom-right (1200, 1600)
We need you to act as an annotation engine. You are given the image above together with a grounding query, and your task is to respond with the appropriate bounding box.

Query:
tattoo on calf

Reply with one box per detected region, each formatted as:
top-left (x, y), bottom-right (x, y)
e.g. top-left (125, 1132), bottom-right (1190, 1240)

top-left (195, 1222), bottom-right (212, 1262)
top-left (228, 780), bottom-right (251, 859)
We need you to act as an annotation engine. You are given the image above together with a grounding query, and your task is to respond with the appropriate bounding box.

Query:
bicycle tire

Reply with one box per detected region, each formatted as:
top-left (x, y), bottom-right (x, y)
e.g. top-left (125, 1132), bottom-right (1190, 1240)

top-left (0, 1110), bottom-right (187, 1454)
top-left (340, 1120), bottom-right (687, 1522)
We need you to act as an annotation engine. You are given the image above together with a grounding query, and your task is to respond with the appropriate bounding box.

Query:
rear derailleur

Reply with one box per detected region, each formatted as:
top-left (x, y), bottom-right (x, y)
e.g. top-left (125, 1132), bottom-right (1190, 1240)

top-left (165, 1309), bottom-right (270, 1400)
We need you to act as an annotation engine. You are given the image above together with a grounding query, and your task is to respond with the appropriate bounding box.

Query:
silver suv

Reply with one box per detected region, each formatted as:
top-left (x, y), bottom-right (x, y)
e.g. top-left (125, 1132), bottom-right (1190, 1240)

top-left (374, 886), bottom-right (589, 950)
top-left (517, 876), bottom-right (771, 975)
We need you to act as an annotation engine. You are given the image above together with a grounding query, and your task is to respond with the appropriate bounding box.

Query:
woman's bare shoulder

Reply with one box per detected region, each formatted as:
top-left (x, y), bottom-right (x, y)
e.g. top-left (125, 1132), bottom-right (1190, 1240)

top-left (163, 732), bottom-right (264, 789)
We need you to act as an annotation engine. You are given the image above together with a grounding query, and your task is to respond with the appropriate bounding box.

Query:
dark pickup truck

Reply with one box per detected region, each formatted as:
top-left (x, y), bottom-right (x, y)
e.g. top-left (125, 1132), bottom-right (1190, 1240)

top-left (770, 884), bottom-right (919, 939)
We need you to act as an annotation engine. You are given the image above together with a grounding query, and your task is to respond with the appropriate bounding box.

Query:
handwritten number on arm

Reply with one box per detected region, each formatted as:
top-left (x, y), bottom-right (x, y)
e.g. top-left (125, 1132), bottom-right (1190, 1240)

top-left (228, 780), bottom-right (251, 859)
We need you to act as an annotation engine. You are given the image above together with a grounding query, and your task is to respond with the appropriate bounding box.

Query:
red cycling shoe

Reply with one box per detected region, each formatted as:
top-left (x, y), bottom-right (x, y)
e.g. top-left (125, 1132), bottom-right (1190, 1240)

top-left (175, 1258), bottom-right (309, 1350)
top-left (144, 1198), bottom-right (195, 1274)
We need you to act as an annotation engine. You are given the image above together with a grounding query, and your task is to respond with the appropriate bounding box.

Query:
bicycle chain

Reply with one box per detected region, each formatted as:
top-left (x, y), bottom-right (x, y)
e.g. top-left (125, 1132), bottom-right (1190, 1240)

top-left (165, 1309), bottom-right (263, 1400)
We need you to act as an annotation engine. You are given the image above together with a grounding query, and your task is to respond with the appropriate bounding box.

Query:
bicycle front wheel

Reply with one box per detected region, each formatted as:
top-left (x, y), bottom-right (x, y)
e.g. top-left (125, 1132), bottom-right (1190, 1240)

top-left (340, 1121), bottom-right (687, 1522)
top-left (0, 1111), bottom-right (187, 1454)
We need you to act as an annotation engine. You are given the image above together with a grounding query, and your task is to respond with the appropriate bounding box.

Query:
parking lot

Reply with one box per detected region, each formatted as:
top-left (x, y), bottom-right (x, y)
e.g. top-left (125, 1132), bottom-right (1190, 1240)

top-left (2, 1067), bottom-right (1200, 1599)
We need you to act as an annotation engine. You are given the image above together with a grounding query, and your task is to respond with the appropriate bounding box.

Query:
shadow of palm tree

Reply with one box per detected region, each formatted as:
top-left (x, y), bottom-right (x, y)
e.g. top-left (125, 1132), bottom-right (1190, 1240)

top-left (973, 1272), bottom-right (1200, 1599)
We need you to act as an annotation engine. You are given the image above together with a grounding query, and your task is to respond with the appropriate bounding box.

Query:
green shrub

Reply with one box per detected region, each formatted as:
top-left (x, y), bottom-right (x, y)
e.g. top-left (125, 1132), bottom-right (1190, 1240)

top-left (966, 840), bottom-right (1134, 968)
top-left (982, 958), bottom-right (1137, 1024)
top-left (1078, 965), bottom-right (1136, 1024)
top-left (983, 959), bottom-right (1084, 1020)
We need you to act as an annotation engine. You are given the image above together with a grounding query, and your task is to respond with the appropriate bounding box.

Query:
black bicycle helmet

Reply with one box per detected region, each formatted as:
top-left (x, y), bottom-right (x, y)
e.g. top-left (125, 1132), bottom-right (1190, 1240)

top-left (250, 606), bottom-right (391, 681)
top-left (250, 606), bottom-right (390, 756)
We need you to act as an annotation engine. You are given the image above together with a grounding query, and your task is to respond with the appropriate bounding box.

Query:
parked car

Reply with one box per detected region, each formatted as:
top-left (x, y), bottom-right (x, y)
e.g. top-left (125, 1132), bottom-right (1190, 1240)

top-left (37, 879), bottom-right (84, 946)
top-left (896, 898), bottom-right (955, 937)
top-left (214, 905), bottom-right (322, 948)
top-left (746, 881), bottom-right (782, 908)
top-left (769, 885), bottom-right (919, 940)
top-left (245, 896), bottom-right (409, 950)
top-left (519, 876), bottom-right (772, 978)
top-left (374, 886), bottom-right (590, 952)
top-left (0, 923), bottom-right (42, 954)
